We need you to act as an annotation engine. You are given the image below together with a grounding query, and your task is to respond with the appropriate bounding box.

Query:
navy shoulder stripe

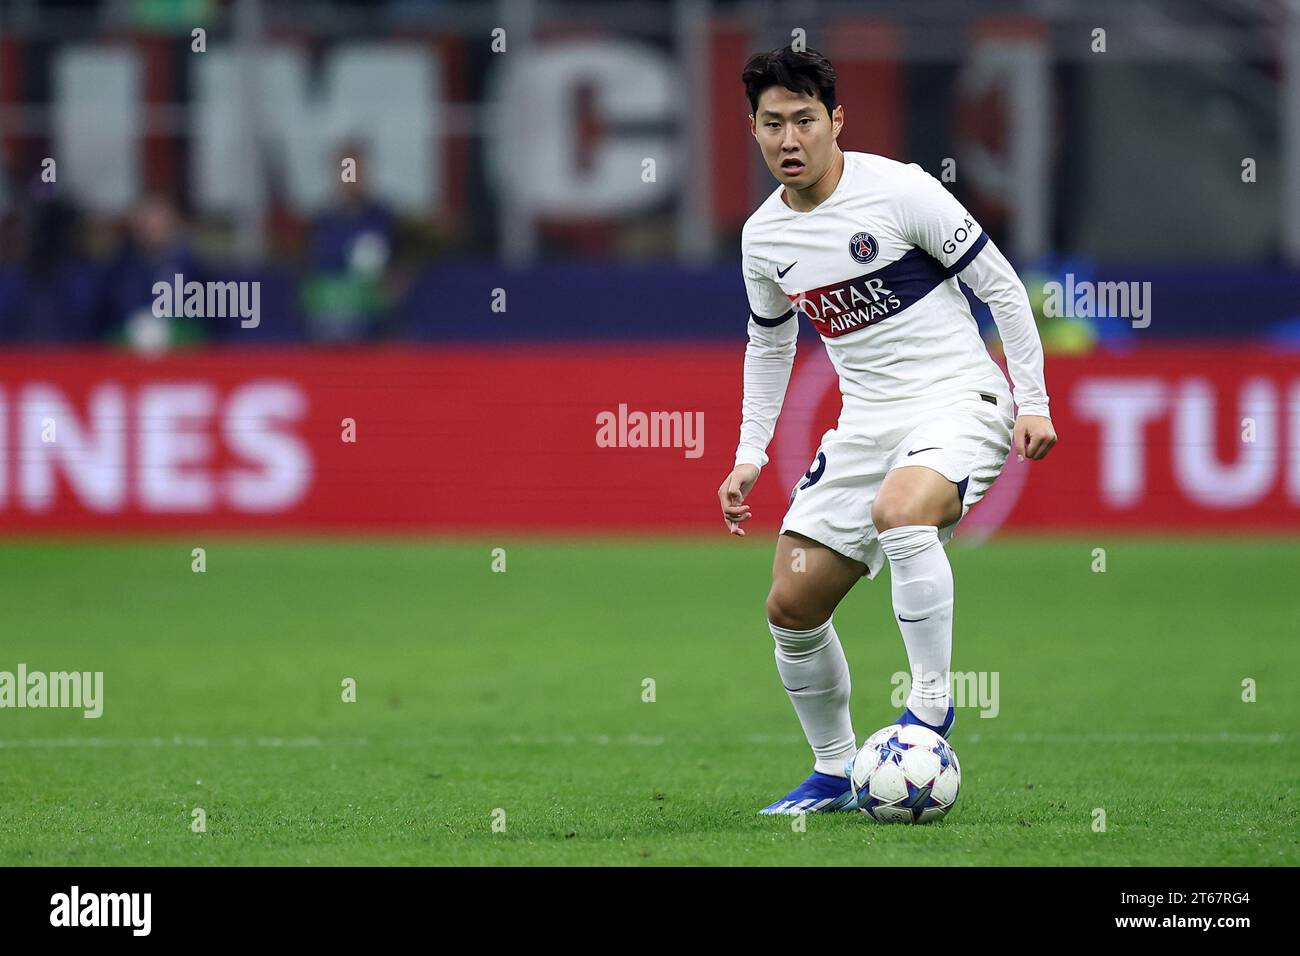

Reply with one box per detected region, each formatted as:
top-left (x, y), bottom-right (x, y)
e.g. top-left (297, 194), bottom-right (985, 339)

top-left (945, 231), bottom-right (989, 277)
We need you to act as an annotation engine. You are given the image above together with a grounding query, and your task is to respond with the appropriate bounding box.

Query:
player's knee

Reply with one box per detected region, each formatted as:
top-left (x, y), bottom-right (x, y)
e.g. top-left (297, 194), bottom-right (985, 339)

top-left (872, 495), bottom-right (926, 533)
top-left (765, 586), bottom-right (827, 632)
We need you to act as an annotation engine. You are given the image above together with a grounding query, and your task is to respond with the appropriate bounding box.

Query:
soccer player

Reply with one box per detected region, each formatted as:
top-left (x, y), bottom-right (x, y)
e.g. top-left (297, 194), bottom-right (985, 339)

top-left (717, 47), bottom-right (1057, 814)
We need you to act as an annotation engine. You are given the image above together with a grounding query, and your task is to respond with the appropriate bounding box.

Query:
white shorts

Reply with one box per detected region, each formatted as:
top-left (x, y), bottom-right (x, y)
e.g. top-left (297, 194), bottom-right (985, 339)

top-left (779, 390), bottom-right (1014, 578)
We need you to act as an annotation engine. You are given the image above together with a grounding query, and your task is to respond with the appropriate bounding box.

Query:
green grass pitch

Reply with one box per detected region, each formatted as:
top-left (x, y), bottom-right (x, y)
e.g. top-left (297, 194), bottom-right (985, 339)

top-left (0, 536), bottom-right (1295, 866)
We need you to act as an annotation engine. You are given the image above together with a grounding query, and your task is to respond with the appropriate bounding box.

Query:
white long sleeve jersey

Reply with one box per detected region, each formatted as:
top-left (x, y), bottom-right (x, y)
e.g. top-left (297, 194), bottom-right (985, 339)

top-left (735, 151), bottom-right (1050, 469)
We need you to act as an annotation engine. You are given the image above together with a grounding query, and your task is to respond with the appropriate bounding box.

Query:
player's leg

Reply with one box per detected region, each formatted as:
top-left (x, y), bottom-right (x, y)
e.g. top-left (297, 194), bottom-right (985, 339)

top-left (872, 464), bottom-right (963, 735)
top-left (758, 530), bottom-right (866, 814)
top-left (767, 528), bottom-right (866, 630)
top-left (767, 529), bottom-right (864, 763)
top-left (872, 398), bottom-right (1013, 739)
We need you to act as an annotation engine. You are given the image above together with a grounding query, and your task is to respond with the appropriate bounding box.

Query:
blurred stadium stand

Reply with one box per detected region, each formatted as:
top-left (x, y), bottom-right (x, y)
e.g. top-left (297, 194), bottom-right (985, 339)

top-left (0, 0), bottom-right (1296, 348)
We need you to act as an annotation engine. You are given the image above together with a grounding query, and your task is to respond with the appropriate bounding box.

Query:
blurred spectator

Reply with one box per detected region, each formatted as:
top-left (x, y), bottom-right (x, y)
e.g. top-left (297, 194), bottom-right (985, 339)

top-left (98, 192), bottom-right (209, 352)
top-left (301, 144), bottom-right (395, 342)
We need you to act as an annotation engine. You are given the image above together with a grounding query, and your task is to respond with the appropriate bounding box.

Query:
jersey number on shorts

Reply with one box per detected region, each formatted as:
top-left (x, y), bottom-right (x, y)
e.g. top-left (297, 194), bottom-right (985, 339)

top-left (792, 451), bottom-right (827, 504)
top-left (799, 451), bottom-right (827, 490)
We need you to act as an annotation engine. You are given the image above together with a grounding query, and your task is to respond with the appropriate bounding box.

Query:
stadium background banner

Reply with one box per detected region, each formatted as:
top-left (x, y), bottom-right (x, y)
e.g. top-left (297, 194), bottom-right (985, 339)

top-left (0, 346), bottom-right (1297, 534)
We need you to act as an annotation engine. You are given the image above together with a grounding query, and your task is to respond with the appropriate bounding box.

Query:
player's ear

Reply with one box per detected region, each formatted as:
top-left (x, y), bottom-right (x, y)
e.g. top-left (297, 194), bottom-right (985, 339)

top-left (831, 104), bottom-right (844, 138)
top-left (748, 113), bottom-right (757, 138)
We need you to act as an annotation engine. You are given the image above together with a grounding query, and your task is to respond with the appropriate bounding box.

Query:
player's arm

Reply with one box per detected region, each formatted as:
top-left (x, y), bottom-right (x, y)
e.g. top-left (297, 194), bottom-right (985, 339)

top-left (897, 164), bottom-right (1056, 461)
top-left (720, 242), bottom-right (798, 535)
top-left (955, 242), bottom-right (1055, 460)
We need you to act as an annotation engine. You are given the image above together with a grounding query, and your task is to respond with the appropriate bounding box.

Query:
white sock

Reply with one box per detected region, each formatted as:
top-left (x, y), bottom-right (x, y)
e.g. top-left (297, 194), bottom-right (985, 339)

top-left (769, 617), bottom-right (856, 776)
top-left (878, 525), bottom-right (953, 728)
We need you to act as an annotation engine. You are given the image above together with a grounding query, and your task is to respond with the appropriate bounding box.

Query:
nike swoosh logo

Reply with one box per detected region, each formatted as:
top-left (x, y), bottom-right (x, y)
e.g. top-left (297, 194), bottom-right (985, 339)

top-left (782, 685), bottom-right (810, 693)
top-left (776, 262), bottom-right (797, 278)
top-left (906, 446), bottom-right (942, 456)
top-left (897, 615), bottom-right (929, 623)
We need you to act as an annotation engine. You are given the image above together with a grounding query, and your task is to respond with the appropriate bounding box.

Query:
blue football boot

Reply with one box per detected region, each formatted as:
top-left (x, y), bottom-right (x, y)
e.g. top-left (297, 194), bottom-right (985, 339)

top-left (758, 770), bottom-right (858, 815)
top-left (897, 702), bottom-right (956, 739)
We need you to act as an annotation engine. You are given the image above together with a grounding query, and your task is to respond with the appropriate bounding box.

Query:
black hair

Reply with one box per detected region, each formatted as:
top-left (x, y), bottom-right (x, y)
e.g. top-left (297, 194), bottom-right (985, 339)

top-left (741, 46), bottom-right (837, 117)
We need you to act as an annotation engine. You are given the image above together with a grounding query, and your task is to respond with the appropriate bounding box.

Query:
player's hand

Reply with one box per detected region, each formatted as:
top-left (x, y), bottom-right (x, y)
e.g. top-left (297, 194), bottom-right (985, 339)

top-left (718, 464), bottom-right (761, 536)
top-left (1013, 415), bottom-right (1057, 462)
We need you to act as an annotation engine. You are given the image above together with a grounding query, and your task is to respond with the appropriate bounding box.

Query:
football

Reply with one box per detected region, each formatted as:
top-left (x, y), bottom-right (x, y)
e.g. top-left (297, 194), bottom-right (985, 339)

top-left (848, 723), bottom-right (961, 823)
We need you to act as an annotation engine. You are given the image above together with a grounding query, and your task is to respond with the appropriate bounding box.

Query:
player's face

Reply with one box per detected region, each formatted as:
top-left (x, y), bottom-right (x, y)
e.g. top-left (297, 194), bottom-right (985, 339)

top-left (750, 86), bottom-right (843, 189)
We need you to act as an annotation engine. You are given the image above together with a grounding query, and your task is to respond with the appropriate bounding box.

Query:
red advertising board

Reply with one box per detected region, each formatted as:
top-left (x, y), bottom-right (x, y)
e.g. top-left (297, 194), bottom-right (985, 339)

top-left (0, 346), bottom-right (1296, 534)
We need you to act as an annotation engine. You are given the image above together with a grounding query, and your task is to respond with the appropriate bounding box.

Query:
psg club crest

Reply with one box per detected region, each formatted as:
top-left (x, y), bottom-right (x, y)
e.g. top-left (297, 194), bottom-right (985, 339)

top-left (849, 231), bottom-right (879, 264)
